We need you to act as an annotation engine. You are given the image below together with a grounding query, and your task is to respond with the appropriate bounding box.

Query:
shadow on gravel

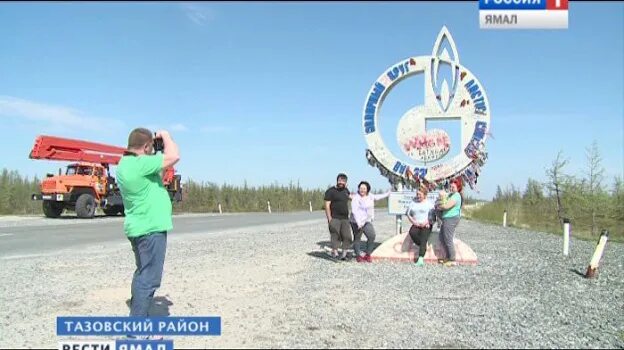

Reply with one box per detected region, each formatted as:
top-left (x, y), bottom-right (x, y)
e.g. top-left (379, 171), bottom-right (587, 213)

top-left (307, 251), bottom-right (340, 263)
top-left (570, 268), bottom-right (587, 277)
top-left (309, 240), bottom-right (383, 263)
top-left (125, 296), bottom-right (173, 316)
top-left (429, 343), bottom-right (472, 349)
top-left (315, 240), bottom-right (332, 250)
top-left (315, 240), bottom-right (382, 251)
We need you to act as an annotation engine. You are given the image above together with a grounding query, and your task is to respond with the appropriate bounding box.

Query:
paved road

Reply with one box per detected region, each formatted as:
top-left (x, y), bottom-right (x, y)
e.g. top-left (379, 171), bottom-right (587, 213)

top-left (0, 211), bottom-right (326, 258)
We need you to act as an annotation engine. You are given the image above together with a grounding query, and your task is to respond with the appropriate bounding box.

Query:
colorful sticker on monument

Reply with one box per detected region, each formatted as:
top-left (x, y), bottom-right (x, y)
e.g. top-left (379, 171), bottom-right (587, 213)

top-left (401, 128), bottom-right (451, 162)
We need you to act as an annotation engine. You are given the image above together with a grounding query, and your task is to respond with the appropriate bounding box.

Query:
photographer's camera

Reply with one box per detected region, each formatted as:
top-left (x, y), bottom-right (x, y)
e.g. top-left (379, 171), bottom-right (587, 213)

top-left (153, 134), bottom-right (165, 153)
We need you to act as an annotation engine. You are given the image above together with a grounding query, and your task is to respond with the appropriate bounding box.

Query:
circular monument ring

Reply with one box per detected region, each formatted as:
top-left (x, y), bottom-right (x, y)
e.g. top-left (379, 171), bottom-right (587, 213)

top-left (362, 26), bottom-right (491, 189)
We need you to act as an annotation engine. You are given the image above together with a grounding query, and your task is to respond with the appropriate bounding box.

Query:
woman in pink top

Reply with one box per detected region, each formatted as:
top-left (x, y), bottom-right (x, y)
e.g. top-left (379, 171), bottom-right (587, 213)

top-left (349, 181), bottom-right (390, 263)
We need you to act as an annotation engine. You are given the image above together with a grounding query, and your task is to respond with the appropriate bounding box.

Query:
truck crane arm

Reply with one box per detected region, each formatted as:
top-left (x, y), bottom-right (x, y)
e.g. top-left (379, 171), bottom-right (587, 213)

top-left (29, 135), bottom-right (126, 165)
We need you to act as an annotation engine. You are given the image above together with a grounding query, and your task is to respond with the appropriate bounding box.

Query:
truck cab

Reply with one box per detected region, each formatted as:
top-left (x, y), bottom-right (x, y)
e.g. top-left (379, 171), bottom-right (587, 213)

top-left (32, 162), bottom-right (120, 218)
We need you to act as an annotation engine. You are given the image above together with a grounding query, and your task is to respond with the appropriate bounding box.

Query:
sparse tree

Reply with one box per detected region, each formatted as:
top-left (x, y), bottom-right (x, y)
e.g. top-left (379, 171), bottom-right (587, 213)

top-left (545, 151), bottom-right (569, 225)
top-left (493, 185), bottom-right (503, 202)
top-left (583, 141), bottom-right (606, 235)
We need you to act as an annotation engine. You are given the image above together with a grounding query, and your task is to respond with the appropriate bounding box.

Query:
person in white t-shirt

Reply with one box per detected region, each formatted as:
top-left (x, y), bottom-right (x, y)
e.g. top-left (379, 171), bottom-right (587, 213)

top-left (405, 187), bottom-right (436, 266)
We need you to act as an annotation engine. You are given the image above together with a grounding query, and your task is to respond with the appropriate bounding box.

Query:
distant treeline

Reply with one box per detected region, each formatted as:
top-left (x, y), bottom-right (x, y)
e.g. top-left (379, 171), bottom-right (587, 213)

top-left (175, 180), bottom-right (387, 213)
top-left (0, 169), bottom-right (41, 215)
top-left (0, 169), bottom-right (390, 215)
top-left (468, 142), bottom-right (623, 241)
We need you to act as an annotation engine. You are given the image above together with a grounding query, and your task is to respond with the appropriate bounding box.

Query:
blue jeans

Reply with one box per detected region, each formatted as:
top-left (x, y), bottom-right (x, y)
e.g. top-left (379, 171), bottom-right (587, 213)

top-left (129, 232), bottom-right (167, 317)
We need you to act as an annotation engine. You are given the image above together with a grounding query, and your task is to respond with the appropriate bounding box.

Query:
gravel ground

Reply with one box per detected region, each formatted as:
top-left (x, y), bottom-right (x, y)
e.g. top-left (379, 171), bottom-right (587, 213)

top-left (0, 214), bottom-right (622, 349)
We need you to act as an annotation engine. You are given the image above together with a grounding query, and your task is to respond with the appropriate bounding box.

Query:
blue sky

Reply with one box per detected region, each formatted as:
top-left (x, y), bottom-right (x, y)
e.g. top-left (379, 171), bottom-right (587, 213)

top-left (0, 2), bottom-right (622, 200)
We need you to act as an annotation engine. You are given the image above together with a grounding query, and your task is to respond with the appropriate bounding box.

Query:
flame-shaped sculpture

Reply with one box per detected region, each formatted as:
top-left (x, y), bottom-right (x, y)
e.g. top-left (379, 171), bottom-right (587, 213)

top-left (430, 26), bottom-right (460, 113)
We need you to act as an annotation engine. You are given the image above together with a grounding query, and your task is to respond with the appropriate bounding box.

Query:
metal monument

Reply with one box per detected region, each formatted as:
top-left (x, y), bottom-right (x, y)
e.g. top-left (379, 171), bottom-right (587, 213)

top-left (363, 27), bottom-right (489, 265)
top-left (363, 26), bottom-right (490, 193)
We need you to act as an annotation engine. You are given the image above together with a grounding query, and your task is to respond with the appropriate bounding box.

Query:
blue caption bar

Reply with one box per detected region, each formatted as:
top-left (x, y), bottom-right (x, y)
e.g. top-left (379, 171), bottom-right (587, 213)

top-left (479, 0), bottom-right (546, 10)
top-left (115, 340), bottom-right (174, 350)
top-left (57, 316), bottom-right (221, 336)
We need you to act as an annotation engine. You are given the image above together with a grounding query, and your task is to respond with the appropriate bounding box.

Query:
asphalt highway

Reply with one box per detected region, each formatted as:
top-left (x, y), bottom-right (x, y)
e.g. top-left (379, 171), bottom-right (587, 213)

top-left (0, 211), bottom-right (326, 258)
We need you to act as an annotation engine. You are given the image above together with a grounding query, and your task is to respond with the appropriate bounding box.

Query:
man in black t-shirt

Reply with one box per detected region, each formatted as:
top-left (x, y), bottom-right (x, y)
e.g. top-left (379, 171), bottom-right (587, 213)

top-left (324, 173), bottom-right (353, 260)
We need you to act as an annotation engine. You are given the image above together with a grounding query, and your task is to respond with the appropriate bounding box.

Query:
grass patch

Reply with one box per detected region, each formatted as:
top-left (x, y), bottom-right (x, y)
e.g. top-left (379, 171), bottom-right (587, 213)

top-left (465, 202), bottom-right (624, 244)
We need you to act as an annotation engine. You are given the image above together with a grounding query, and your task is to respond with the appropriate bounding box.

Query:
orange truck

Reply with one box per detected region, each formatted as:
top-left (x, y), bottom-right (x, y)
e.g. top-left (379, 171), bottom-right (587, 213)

top-left (29, 135), bottom-right (182, 218)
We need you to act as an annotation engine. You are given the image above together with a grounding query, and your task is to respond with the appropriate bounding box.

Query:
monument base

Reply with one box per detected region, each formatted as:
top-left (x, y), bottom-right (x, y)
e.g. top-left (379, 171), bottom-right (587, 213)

top-left (370, 231), bottom-right (478, 265)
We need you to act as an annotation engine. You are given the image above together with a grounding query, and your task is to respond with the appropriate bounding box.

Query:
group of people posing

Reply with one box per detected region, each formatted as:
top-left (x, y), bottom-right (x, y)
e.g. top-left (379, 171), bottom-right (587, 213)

top-left (323, 173), bottom-right (463, 266)
top-left (116, 128), bottom-right (466, 326)
top-left (118, 124), bottom-right (461, 324)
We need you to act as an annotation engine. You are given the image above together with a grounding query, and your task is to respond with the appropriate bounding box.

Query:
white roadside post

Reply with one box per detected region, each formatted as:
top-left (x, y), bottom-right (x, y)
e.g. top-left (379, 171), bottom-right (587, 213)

top-left (585, 230), bottom-right (609, 278)
top-left (309, 201), bottom-right (313, 212)
top-left (503, 210), bottom-right (507, 227)
top-left (563, 218), bottom-right (570, 256)
top-left (267, 201), bottom-right (272, 214)
top-left (396, 183), bottom-right (403, 235)
top-left (218, 203), bottom-right (223, 215)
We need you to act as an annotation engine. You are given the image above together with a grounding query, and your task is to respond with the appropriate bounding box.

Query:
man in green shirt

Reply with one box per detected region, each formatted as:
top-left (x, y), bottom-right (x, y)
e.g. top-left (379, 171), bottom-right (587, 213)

top-left (117, 128), bottom-right (180, 317)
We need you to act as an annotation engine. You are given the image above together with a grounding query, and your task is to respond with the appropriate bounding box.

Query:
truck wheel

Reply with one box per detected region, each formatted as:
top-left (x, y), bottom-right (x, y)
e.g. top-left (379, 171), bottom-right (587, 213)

top-left (42, 201), bottom-right (64, 218)
top-left (76, 193), bottom-right (96, 218)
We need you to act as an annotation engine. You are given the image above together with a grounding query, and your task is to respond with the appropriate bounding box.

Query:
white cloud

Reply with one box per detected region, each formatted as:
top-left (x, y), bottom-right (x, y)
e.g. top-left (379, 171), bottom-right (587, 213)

top-left (171, 123), bottom-right (188, 132)
top-left (0, 96), bottom-right (124, 132)
top-left (181, 3), bottom-right (216, 26)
